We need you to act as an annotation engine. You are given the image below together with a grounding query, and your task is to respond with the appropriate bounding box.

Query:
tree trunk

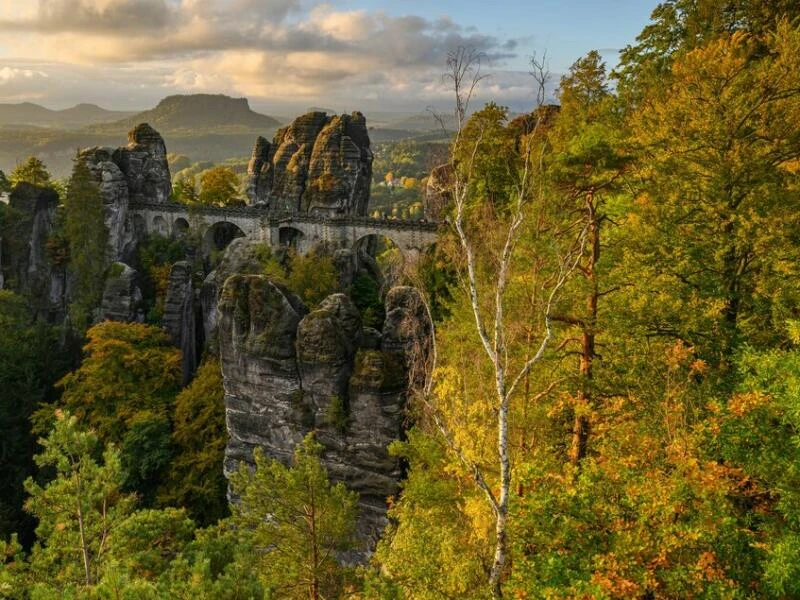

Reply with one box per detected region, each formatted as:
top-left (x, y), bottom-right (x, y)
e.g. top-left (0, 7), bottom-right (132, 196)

top-left (570, 191), bottom-right (599, 467)
top-left (75, 474), bottom-right (92, 586)
top-left (489, 397), bottom-right (510, 598)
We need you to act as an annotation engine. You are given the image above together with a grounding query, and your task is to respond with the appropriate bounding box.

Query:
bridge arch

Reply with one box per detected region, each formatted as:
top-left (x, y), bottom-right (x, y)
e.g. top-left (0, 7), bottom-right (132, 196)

top-left (173, 217), bottom-right (190, 237)
top-left (203, 221), bottom-right (246, 256)
top-left (152, 215), bottom-right (169, 237)
top-left (354, 233), bottom-right (409, 287)
top-left (354, 232), bottom-right (406, 257)
top-left (278, 226), bottom-right (305, 250)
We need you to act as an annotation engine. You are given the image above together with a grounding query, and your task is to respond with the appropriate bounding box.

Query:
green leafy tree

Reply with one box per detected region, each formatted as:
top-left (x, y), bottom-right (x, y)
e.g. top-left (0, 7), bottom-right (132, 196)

top-left (414, 49), bottom-right (585, 597)
top-left (198, 167), bottom-right (241, 206)
top-left (453, 102), bottom-right (517, 211)
top-left (111, 507), bottom-right (195, 581)
top-left (623, 24), bottom-right (800, 362)
top-left (546, 51), bottom-right (631, 466)
top-left (615, 0), bottom-right (800, 102)
top-left (0, 535), bottom-right (27, 599)
top-left (158, 358), bottom-right (229, 525)
top-left (23, 412), bottom-right (136, 591)
top-left (351, 272), bottom-right (384, 329)
top-left (172, 177), bottom-right (198, 204)
top-left (373, 430), bottom-right (491, 599)
top-left (9, 156), bottom-right (50, 188)
top-left (230, 433), bottom-right (359, 599)
top-left (156, 523), bottom-right (263, 599)
top-left (0, 291), bottom-right (63, 547)
top-left (58, 322), bottom-right (182, 502)
top-left (0, 170), bottom-right (10, 193)
top-left (64, 156), bottom-right (108, 330)
top-left (286, 251), bottom-right (340, 307)
top-left (119, 415), bottom-right (173, 505)
top-left (714, 345), bottom-right (800, 596)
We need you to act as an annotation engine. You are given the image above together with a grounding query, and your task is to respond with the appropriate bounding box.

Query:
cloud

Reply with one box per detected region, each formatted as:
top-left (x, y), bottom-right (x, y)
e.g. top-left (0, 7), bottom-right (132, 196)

top-left (1, 0), bottom-right (174, 33)
top-left (0, 67), bottom-right (49, 85)
top-left (0, 1), bottom-right (533, 112)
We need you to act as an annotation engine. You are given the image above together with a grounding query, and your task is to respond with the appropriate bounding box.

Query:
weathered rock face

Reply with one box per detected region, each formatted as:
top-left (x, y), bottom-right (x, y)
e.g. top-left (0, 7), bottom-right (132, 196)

top-left (80, 123), bottom-right (171, 260)
top-left (100, 262), bottom-right (142, 323)
top-left (245, 136), bottom-right (272, 206)
top-left (424, 163), bottom-right (453, 221)
top-left (218, 275), bottom-right (309, 470)
top-left (246, 111), bottom-right (372, 216)
top-left (218, 275), bottom-right (431, 551)
top-left (200, 238), bottom-right (270, 350)
top-left (163, 261), bottom-right (201, 385)
top-left (117, 123), bottom-right (171, 204)
top-left (302, 113), bottom-right (372, 216)
top-left (80, 146), bottom-right (131, 262)
top-left (2, 183), bottom-right (65, 318)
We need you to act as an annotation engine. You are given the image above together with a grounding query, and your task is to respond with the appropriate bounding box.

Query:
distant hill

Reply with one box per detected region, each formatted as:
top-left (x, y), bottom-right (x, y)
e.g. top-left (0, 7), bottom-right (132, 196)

top-left (0, 102), bottom-right (134, 129)
top-left (95, 94), bottom-right (281, 134)
top-left (386, 112), bottom-right (456, 133)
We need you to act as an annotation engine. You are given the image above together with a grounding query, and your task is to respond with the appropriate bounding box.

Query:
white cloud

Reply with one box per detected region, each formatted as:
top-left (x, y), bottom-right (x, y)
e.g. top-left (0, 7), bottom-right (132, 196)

top-left (0, 66), bottom-right (49, 86)
top-left (0, 1), bottom-right (534, 112)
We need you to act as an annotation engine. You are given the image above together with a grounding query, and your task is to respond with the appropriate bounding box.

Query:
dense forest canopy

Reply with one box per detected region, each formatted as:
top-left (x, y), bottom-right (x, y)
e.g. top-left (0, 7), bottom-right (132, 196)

top-left (2, 2), bottom-right (800, 598)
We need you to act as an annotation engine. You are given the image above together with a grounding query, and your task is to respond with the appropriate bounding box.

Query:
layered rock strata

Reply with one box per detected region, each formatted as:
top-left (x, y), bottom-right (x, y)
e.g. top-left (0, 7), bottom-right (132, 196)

top-left (218, 274), bottom-right (431, 548)
top-left (99, 262), bottom-right (142, 323)
top-left (80, 123), bottom-right (171, 259)
top-left (163, 261), bottom-right (201, 384)
top-left (2, 182), bottom-right (65, 318)
top-left (246, 111), bottom-right (372, 216)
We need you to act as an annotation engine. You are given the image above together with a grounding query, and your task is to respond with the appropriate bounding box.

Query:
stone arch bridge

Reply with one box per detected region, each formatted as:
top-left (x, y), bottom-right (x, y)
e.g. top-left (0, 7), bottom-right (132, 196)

top-left (128, 201), bottom-right (439, 258)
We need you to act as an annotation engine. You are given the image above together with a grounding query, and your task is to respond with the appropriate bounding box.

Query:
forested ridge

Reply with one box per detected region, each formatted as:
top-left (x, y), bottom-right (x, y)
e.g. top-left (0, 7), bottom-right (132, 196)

top-left (3, 1), bottom-right (800, 598)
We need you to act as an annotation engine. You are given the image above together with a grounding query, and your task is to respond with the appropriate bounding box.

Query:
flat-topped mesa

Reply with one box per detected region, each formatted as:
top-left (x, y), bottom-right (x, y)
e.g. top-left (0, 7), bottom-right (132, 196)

top-left (79, 123), bottom-right (171, 260)
top-left (246, 111), bottom-right (373, 217)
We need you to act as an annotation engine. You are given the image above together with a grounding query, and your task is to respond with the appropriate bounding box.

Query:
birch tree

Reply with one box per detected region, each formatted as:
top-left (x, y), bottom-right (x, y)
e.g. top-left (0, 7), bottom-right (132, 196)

top-left (421, 48), bottom-right (586, 597)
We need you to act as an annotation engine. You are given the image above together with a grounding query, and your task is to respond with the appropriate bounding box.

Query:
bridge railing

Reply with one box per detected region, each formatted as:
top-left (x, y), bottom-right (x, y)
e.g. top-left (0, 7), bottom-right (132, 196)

top-left (128, 200), bottom-right (440, 232)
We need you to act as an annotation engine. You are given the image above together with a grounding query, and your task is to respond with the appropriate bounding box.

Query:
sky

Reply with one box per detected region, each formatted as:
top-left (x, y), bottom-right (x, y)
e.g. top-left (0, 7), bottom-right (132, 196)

top-left (0, 0), bottom-right (660, 115)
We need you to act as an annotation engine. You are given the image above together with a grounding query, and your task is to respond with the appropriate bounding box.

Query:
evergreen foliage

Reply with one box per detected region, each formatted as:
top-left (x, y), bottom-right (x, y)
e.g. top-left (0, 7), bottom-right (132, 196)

top-left (4, 6), bottom-right (800, 598)
top-left (23, 412), bottom-right (136, 590)
top-left (57, 322), bottom-right (182, 504)
top-left (9, 157), bottom-right (50, 188)
top-left (63, 156), bottom-right (108, 330)
top-left (229, 434), bottom-right (359, 599)
top-left (286, 251), bottom-right (340, 308)
top-left (0, 292), bottom-right (64, 548)
top-left (158, 358), bottom-right (229, 526)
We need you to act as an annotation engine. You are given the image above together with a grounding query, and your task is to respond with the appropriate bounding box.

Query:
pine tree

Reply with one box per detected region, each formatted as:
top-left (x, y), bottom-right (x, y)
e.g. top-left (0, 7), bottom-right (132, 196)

top-left (23, 412), bottom-right (136, 591)
top-left (229, 434), bottom-right (359, 599)
top-left (64, 156), bottom-right (108, 330)
top-left (9, 157), bottom-right (50, 188)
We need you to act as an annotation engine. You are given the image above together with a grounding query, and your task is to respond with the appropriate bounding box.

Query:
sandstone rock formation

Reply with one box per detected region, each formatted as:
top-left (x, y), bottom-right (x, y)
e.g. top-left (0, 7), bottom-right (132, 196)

top-left (424, 163), bottom-right (454, 221)
top-left (117, 123), bottom-right (172, 204)
top-left (163, 261), bottom-right (201, 384)
top-left (80, 123), bottom-right (171, 260)
top-left (200, 238), bottom-right (270, 350)
top-left (99, 262), bottom-right (142, 323)
top-left (2, 182), bottom-right (65, 318)
top-left (218, 275), bottom-right (431, 549)
top-left (246, 111), bottom-right (372, 216)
